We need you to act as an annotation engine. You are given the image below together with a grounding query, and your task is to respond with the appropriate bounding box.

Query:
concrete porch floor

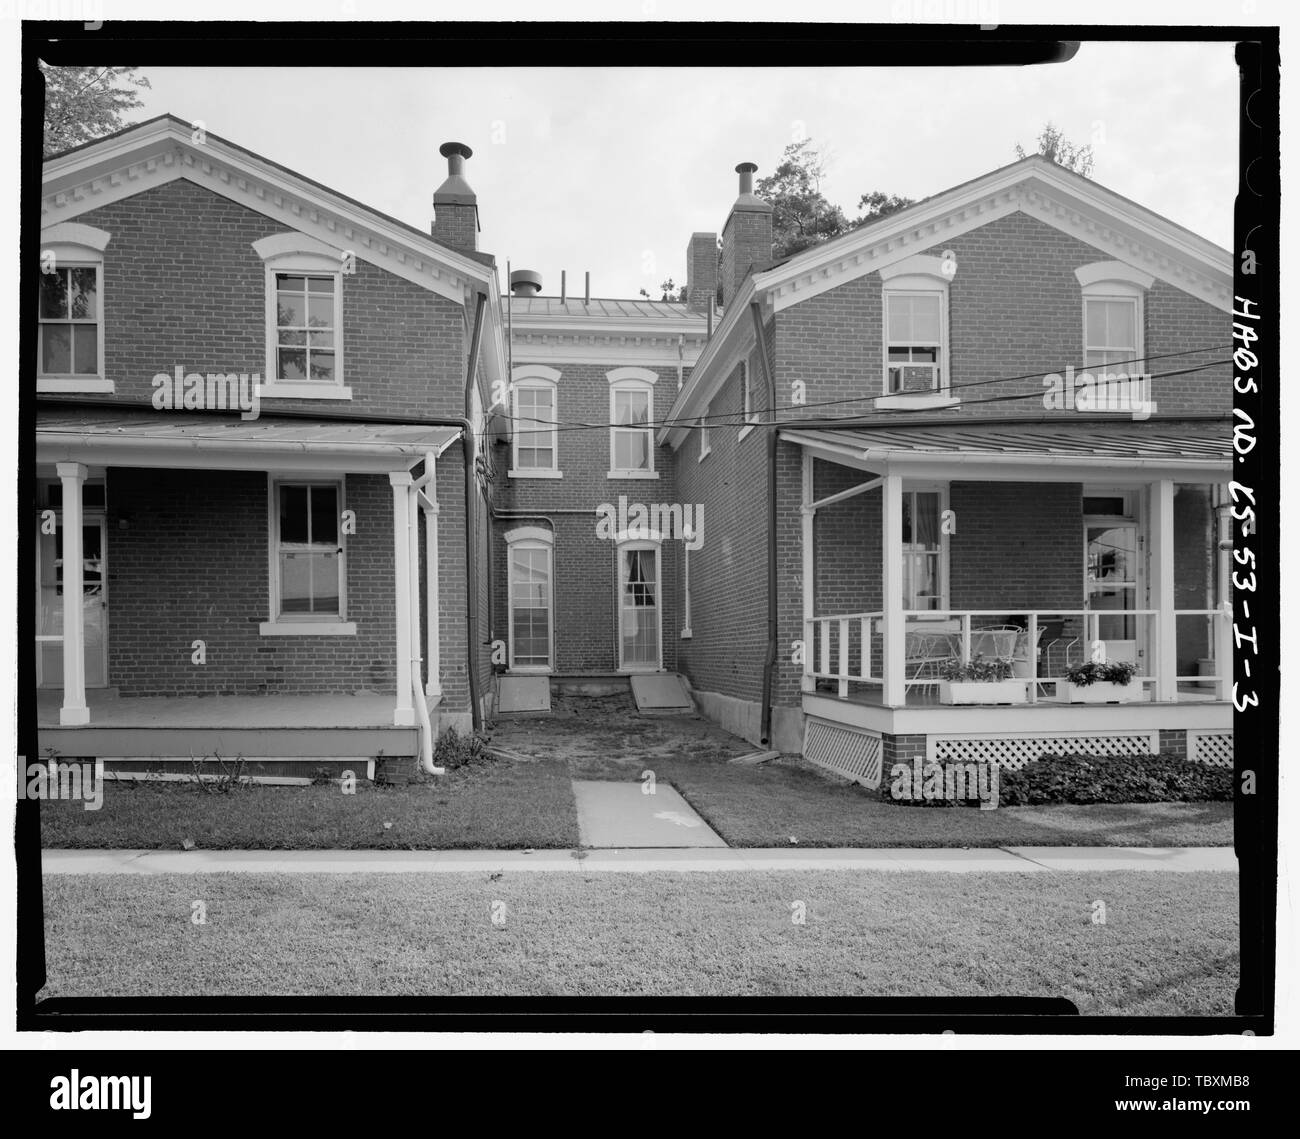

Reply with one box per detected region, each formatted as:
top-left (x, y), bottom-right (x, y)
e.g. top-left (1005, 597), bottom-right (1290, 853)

top-left (37, 689), bottom-right (402, 728)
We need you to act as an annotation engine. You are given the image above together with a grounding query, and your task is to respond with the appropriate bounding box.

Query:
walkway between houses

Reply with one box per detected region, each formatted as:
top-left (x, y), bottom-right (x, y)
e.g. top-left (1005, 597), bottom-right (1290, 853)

top-left (42, 846), bottom-right (1235, 875)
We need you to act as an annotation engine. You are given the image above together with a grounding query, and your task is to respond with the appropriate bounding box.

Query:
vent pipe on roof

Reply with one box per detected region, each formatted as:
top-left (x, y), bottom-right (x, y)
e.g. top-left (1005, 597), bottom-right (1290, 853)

top-left (585, 272), bottom-right (590, 304)
top-left (509, 269), bottom-right (543, 296)
top-left (561, 270), bottom-right (566, 303)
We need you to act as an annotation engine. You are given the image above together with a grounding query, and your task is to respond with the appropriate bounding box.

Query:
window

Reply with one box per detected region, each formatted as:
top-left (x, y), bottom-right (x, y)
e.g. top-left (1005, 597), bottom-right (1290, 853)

top-left (1076, 262), bottom-right (1151, 377)
top-left (262, 479), bottom-right (354, 635)
top-left (37, 223), bottom-right (112, 393)
top-left (506, 527), bottom-right (553, 670)
top-left (607, 368), bottom-right (659, 478)
top-left (252, 234), bottom-right (351, 400)
top-left (274, 274), bottom-right (337, 382)
top-left (902, 489), bottom-right (945, 611)
top-left (698, 405), bottom-right (711, 462)
top-left (1084, 296), bottom-right (1140, 372)
top-left (877, 254), bottom-right (957, 408)
top-left (886, 292), bottom-right (943, 394)
top-left (509, 367), bottom-right (561, 477)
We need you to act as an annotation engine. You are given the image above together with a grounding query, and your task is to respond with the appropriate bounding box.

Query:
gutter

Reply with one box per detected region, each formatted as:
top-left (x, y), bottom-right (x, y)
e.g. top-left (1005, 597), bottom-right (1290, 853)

top-left (464, 292), bottom-right (488, 733)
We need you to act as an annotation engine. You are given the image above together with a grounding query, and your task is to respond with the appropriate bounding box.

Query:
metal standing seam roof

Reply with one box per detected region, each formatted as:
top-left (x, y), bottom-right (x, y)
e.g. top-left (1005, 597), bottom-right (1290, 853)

top-left (506, 296), bottom-right (706, 320)
top-left (35, 409), bottom-right (461, 454)
top-left (778, 420), bottom-right (1232, 464)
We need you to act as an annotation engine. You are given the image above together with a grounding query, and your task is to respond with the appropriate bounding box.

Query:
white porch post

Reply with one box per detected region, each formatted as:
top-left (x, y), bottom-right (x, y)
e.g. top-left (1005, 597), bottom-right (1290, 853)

top-left (881, 472), bottom-right (905, 707)
top-left (56, 462), bottom-right (90, 725)
top-left (389, 471), bottom-right (415, 727)
top-left (800, 450), bottom-right (815, 693)
top-left (1150, 479), bottom-right (1177, 702)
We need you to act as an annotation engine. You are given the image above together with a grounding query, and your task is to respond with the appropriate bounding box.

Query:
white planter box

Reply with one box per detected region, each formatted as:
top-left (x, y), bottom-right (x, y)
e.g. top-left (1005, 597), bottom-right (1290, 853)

top-left (1063, 680), bottom-right (1141, 704)
top-left (937, 679), bottom-right (1028, 705)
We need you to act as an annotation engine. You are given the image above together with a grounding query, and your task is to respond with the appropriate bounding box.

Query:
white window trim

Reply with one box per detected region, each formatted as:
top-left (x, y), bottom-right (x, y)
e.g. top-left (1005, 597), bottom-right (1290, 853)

top-left (698, 405), bottom-right (712, 462)
top-left (510, 365), bottom-right (562, 478)
top-left (505, 526), bottom-right (554, 673)
top-left (615, 535), bottom-right (664, 673)
top-left (253, 235), bottom-right (351, 400)
top-left (37, 226), bottom-right (112, 393)
top-left (263, 475), bottom-right (353, 635)
top-left (607, 367), bottom-right (658, 478)
top-left (1078, 271), bottom-right (1147, 376)
top-left (877, 256), bottom-right (957, 409)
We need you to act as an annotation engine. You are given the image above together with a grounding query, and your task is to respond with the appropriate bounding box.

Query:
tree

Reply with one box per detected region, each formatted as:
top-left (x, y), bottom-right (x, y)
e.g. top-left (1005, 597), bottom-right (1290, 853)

top-left (1014, 122), bottom-right (1094, 178)
top-left (41, 64), bottom-right (151, 157)
top-left (640, 278), bottom-right (688, 303)
top-left (756, 138), bottom-right (915, 259)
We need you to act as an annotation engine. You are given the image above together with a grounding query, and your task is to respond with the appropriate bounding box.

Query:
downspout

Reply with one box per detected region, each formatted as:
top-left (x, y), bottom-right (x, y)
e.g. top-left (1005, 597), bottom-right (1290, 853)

top-left (464, 291), bottom-right (488, 732)
top-left (408, 477), bottom-right (444, 775)
top-left (751, 301), bottom-right (778, 748)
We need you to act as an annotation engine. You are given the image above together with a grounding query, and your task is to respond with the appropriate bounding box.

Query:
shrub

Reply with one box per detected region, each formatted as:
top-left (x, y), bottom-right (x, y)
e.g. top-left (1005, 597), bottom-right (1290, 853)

top-left (999, 752), bottom-right (1231, 806)
top-left (1064, 660), bottom-right (1138, 687)
top-left (938, 654), bottom-right (1015, 682)
top-left (433, 726), bottom-right (488, 770)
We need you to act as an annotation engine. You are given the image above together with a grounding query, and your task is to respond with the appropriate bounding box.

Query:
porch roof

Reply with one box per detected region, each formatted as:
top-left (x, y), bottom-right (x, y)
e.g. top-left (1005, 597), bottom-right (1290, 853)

top-left (36, 408), bottom-right (461, 473)
top-left (779, 418), bottom-right (1231, 480)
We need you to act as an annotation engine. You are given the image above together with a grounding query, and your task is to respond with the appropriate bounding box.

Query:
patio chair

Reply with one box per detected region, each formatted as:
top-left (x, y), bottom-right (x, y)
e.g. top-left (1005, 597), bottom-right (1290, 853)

top-left (904, 628), bottom-right (958, 690)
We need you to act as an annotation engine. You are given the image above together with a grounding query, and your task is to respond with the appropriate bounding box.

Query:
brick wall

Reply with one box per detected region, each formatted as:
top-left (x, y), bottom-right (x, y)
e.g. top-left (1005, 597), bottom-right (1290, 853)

top-left (71, 178), bottom-right (468, 419)
top-left (105, 468), bottom-right (396, 696)
top-left (491, 358), bottom-right (682, 674)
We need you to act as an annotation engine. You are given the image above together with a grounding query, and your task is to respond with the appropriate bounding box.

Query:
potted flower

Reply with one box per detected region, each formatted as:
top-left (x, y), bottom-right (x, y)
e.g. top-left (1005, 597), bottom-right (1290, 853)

top-left (936, 654), bottom-right (1028, 705)
top-left (1062, 659), bottom-right (1142, 703)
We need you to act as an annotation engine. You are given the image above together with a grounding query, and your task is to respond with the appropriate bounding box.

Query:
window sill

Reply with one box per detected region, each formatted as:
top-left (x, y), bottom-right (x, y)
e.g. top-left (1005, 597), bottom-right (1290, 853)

top-left (680, 628), bottom-right (693, 640)
top-left (875, 394), bottom-right (960, 410)
top-left (698, 447), bottom-right (711, 463)
top-left (606, 470), bottom-right (660, 480)
top-left (738, 422), bottom-right (757, 441)
top-left (37, 378), bottom-right (115, 394)
top-left (256, 382), bottom-right (353, 400)
top-left (260, 621), bottom-right (357, 636)
top-left (507, 666), bottom-right (553, 675)
top-left (508, 469), bottom-right (563, 479)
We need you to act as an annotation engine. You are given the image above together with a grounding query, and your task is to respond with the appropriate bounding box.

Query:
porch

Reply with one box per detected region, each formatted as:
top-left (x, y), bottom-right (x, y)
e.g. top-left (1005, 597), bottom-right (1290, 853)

top-left (35, 407), bottom-right (461, 769)
top-left (782, 419), bottom-right (1235, 760)
top-left (37, 690), bottom-right (417, 771)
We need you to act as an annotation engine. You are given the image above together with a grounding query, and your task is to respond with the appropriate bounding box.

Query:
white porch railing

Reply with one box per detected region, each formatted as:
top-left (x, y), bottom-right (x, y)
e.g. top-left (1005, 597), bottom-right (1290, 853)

top-left (804, 607), bottom-right (1232, 704)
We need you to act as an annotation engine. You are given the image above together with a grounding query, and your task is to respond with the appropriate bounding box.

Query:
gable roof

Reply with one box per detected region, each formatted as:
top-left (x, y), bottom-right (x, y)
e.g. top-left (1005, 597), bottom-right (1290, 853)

top-left (660, 155), bottom-right (1232, 447)
top-left (42, 114), bottom-right (508, 389)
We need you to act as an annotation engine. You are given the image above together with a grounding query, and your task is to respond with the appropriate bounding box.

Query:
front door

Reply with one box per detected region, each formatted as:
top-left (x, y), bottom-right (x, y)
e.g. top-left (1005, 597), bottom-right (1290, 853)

top-left (1084, 519), bottom-right (1141, 665)
top-left (37, 513), bottom-right (108, 688)
top-left (617, 545), bottom-right (660, 671)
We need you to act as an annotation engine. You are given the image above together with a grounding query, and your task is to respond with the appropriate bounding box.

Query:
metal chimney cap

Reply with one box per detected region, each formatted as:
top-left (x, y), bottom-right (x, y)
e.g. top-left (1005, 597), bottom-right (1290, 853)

top-left (440, 141), bottom-right (473, 160)
top-left (509, 269), bottom-right (543, 296)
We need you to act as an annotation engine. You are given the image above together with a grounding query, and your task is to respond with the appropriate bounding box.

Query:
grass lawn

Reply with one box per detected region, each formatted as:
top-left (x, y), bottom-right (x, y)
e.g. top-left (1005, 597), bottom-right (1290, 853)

top-left (39, 757), bottom-right (578, 851)
top-left (40, 870), bottom-right (1238, 1014)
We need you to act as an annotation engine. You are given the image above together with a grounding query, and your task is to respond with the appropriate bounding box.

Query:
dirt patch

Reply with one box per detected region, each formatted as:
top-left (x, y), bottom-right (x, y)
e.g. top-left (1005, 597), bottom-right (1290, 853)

top-left (483, 692), bottom-right (754, 777)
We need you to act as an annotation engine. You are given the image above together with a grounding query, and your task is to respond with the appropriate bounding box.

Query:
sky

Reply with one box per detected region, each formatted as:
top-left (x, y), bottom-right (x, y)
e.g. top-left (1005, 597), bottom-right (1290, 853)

top-left (125, 43), bottom-right (1236, 299)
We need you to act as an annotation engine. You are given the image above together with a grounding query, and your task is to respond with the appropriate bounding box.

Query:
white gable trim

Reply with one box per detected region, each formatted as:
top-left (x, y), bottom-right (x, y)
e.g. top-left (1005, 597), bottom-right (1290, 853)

top-left (761, 162), bottom-right (1230, 315)
top-left (42, 122), bottom-right (487, 307)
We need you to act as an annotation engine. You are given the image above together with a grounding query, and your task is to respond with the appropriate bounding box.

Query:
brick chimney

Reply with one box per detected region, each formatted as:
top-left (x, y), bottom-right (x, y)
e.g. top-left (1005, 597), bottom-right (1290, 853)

top-left (432, 141), bottom-right (478, 252)
top-left (720, 162), bottom-right (773, 308)
top-left (685, 232), bottom-right (718, 313)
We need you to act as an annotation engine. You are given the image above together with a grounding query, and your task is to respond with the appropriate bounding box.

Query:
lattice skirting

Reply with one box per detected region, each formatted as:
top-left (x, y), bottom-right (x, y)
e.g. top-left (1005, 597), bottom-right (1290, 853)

top-left (1188, 730), bottom-right (1234, 767)
top-left (927, 731), bottom-right (1160, 772)
top-left (804, 717), bottom-right (882, 789)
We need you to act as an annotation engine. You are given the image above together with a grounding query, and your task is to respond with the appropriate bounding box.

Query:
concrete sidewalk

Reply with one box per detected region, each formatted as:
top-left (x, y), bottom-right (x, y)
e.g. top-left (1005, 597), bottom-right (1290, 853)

top-left (41, 846), bottom-right (1236, 875)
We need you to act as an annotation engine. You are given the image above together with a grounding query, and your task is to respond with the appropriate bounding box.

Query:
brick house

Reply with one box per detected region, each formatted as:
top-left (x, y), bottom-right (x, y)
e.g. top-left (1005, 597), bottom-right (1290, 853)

top-left (36, 116), bottom-right (1234, 781)
top-left (36, 118), bottom-right (503, 776)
